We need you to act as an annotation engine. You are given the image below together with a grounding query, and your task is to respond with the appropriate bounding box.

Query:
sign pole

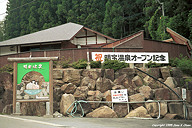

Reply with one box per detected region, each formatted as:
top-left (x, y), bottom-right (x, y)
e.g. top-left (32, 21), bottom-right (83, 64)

top-left (49, 60), bottom-right (53, 115)
top-left (13, 62), bottom-right (17, 114)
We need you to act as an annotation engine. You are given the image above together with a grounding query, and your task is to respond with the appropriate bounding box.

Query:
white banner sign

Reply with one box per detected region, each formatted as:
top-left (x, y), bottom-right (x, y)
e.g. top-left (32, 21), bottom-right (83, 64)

top-left (92, 52), bottom-right (169, 63)
top-left (111, 89), bottom-right (128, 102)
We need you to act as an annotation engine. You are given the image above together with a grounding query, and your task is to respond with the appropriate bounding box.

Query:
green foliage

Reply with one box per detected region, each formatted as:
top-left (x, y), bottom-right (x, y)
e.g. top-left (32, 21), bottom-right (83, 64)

top-left (103, 59), bottom-right (128, 72)
top-left (71, 59), bottom-right (87, 69)
top-left (0, 64), bottom-right (13, 73)
top-left (90, 61), bottom-right (101, 68)
top-left (174, 56), bottom-right (192, 76)
top-left (53, 57), bottom-right (71, 68)
top-left (146, 61), bottom-right (162, 68)
top-left (1, 0), bottom-right (192, 41)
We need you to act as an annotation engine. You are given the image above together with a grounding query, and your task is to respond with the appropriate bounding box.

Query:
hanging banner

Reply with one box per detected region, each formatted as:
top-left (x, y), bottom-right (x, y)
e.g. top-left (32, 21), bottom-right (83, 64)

top-left (92, 52), bottom-right (169, 63)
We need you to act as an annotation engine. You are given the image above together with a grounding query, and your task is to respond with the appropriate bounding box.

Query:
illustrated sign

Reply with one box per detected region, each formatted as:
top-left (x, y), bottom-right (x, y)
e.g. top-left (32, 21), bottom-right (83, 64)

top-left (92, 52), bottom-right (169, 63)
top-left (17, 62), bottom-right (50, 100)
top-left (111, 89), bottom-right (128, 102)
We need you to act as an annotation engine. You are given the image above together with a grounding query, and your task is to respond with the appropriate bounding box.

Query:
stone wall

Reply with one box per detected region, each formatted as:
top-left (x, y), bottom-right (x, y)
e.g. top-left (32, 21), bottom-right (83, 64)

top-left (54, 67), bottom-right (192, 119)
top-left (0, 67), bottom-right (192, 119)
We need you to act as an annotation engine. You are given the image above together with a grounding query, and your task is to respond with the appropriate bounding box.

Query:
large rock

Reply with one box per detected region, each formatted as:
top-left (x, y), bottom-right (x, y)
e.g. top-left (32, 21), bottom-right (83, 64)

top-left (168, 103), bottom-right (183, 117)
top-left (20, 102), bottom-right (46, 116)
top-left (139, 85), bottom-right (153, 99)
top-left (164, 77), bottom-right (178, 89)
top-left (82, 69), bottom-right (104, 80)
top-left (60, 94), bottom-right (75, 116)
top-left (53, 88), bottom-right (62, 102)
top-left (80, 77), bottom-right (95, 90)
top-left (163, 114), bottom-right (183, 120)
top-left (129, 93), bottom-right (145, 109)
top-left (96, 77), bottom-right (114, 93)
top-left (114, 75), bottom-right (136, 95)
top-left (154, 88), bottom-right (171, 100)
top-left (53, 69), bottom-right (63, 79)
top-left (104, 69), bottom-right (114, 81)
top-left (2, 89), bottom-right (13, 106)
top-left (170, 67), bottom-right (183, 78)
top-left (87, 90), bottom-right (103, 109)
top-left (186, 90), bottom-right (192, 103)
top-left (86, 106), bottom-right (118, 118)
top-left (115, 68), bottom-right (136, 79)
top-left (112, 85), bottom-right (125, 90)
top-left (143, 76), bottom-right (164, 89)
top-left (125, 106), bottom-right (151, 118)
top-left (0, 72), bottom-right (13, 90)
top-left (171, 87), bottom-right (182, 100)
top-left (146, 68), bottom-right (161, 78)
top-left (53, 80), bottom-right (64, 87)
top-left (132, 76), bottom-right (143, 87)
top-left (63, 69), bottom-right (82, 85)
top-left (73, 86), bottom-right (89, 100)
top-left (103, 90), bottom-right (112, 107)
top-left (145, 101), bottom-right (167, 117)
top-left (114, 104), bottom-right (128, 118)
top-left (61, 83), bottom-right (77, 94)
top-left (135, 68), bottom-right (148, 79)
top-left (2, 104), bottom-right (13, 115)
top-left (160, 67), bottom-right (171, 80)
top-left (77, 102), bottom-right (92, 116)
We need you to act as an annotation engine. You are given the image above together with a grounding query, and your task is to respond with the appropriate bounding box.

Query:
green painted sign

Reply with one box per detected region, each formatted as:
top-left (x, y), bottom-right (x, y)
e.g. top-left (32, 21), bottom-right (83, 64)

top-left (17, 62), bottom-right (49, 84)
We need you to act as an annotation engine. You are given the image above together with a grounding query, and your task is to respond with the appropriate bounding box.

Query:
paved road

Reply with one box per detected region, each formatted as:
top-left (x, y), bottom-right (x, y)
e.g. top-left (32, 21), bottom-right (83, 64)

top-left (0, 115), bottom-right (192, 128)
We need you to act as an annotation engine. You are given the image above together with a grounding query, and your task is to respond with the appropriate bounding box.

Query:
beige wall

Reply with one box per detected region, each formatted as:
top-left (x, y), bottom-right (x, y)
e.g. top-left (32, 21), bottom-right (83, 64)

top-left (71, 29), bottom-right (113, 45)
top-left (0, 46), bottom-right (18, 55)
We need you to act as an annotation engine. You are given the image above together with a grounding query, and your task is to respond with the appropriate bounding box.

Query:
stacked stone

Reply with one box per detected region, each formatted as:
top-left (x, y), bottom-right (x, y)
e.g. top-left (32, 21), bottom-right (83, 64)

top-left (0, 66), bottom-right (192, 119)
top-left (53, 67), bottom-right (192, 119)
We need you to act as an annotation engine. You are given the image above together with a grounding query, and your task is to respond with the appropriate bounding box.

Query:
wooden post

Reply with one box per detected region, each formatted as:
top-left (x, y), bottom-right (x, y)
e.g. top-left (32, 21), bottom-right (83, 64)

top-left (49, 60), bottom-right (53, 115)
top-left (13, 62), bottom-right (17, 114)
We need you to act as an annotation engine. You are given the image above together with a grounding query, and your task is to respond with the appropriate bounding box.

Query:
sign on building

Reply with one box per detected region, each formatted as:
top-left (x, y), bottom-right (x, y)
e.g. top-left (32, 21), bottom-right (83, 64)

top-left (111, 89), bottom-right (128, 102)
top-left (92, 52), bottom-right (169, 63)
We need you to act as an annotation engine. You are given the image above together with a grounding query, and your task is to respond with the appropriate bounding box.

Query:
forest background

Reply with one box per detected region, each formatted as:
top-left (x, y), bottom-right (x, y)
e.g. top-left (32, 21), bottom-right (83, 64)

top-left (0, 0), bottom-right (191, 43)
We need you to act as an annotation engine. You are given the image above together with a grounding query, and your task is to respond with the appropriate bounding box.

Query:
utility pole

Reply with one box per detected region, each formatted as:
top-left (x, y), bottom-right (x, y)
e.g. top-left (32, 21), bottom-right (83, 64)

top-left (156, 0), bottom-right (164, 16)
top-left (155, 0), bottom-right (165, 33)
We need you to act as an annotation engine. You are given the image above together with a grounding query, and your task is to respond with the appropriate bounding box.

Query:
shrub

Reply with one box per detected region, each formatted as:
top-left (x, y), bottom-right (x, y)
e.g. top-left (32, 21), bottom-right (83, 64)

top-left (0, 64), bottom-right (13, 73)
top-left (53, 57), bottom-right (71, 68)
top-left (71, 59), bottom-right (87, 69)
top-left (103, 59), bottom-right (128, 72)
top-left (175, 56), bottom-right (192, 76)
top-left (146, 61), bottom-right (162, 68)
top-left (90, 61), bottom-right (101, 68)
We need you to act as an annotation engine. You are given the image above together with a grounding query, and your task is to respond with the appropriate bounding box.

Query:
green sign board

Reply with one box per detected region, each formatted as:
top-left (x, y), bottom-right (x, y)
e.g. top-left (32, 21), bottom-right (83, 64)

top-left (17, 62), bottom-right (49, 84)
top-left (17, 62), bottom-right (50, 99)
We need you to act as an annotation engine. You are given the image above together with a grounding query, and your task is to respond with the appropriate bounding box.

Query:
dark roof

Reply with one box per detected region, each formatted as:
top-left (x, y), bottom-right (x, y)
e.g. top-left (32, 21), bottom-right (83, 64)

top-left (0, 22), bottom-right (115, 47)
top-left (0, 22), bottom-right (83, 47)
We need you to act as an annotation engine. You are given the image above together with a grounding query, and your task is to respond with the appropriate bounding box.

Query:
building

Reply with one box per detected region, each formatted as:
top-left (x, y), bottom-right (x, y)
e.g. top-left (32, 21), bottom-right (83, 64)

top-left (0, 22), bottom-right (116, 56)
top-left (0, 22), bottom-right (191, 67)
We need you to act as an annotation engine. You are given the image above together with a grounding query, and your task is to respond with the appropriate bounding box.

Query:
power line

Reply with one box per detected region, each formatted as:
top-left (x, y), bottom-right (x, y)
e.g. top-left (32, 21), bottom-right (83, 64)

top-left (0, 0), bottom-right (36, 16)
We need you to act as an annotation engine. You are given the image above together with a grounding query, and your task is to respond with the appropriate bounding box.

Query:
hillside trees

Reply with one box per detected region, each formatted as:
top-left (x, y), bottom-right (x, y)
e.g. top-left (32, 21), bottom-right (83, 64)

top-left (1, 0), bottom-right (192, 42)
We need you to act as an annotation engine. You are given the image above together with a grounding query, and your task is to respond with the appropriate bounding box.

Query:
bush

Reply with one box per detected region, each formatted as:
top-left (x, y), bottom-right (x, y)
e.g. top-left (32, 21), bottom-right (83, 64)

top-left (90, 61), bottom-right (101, 68)
top-left (53, 57), bottom-right (71, 68)
top-left (103, 59), bottom-right (128, 72)
top-left (175, 56), bottom-right (192, 76)
top-left (146, 61), bottom-right (162, 68)
top-left (71, 59), bottom-right (87, 69)
top-left (0, 64), bottom-right (13, 73)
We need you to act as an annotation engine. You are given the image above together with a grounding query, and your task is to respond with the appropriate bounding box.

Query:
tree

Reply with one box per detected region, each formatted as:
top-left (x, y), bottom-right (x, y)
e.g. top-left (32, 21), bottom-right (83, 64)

top-left (0, 21), bottom-right (4, 41)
